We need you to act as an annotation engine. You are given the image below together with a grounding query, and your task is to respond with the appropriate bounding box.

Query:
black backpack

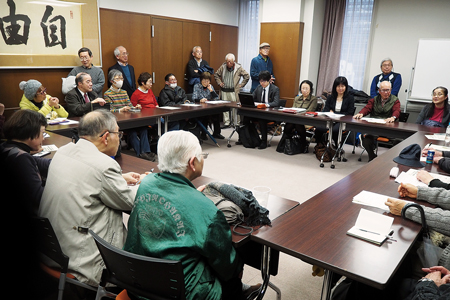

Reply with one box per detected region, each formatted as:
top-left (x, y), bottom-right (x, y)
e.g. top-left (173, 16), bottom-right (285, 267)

top-left (238, 122), bottom-right (261, 148)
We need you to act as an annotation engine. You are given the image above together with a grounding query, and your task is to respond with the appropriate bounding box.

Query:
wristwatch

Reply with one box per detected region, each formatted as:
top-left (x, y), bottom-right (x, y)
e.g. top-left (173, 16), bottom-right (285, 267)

top-left (392, 116), bottom-right (397, 120)
top-left (418, 278), bottom-right (433, 282)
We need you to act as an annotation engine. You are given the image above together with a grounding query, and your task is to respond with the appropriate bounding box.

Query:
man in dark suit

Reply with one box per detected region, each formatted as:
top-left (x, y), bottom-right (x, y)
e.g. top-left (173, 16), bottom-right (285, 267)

top-left (248, 70), bottom-right (280, 149)
top-left (65, 72), bottom-right (106, 117)
top-left (108, 46), bottom-right (136, 99)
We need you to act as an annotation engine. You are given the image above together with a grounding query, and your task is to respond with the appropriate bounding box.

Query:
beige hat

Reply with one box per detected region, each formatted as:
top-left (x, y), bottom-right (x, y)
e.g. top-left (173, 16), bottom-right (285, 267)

top-left (259, 42), bottom-right (270, 48)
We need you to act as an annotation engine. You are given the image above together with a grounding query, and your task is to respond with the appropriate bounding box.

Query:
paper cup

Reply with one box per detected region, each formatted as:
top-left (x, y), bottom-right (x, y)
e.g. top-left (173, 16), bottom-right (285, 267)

top-left (253, 186), bottom-right (271, 207)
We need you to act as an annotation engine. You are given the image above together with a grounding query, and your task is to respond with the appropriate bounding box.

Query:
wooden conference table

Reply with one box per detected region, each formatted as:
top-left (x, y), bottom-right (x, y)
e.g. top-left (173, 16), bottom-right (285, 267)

top-left (44, 103), bottom-right (446, 300)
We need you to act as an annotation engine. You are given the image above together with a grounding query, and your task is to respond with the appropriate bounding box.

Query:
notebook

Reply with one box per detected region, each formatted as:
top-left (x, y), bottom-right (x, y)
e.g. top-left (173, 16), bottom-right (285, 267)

top-left (347, 208), bottom-right (394, 245)
top-left (239, 93), bottom-right (257, 108)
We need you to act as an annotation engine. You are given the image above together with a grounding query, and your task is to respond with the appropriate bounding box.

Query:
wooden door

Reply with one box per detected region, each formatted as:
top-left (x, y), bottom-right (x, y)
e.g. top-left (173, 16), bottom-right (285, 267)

top-left (210, 24), bottom-right (239, 89)
top-left (100, 9), bottom-right (151, 95)
top-left (181, 22), bottom-right (211, 91)
top-left (151, 17), bottom-right (184, 95)
top-left (260, 22), bottom-right (304, 104)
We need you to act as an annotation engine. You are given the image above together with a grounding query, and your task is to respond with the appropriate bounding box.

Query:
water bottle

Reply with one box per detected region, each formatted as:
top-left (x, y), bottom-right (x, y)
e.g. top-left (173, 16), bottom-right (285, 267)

top-left (445, 122), bottom-right (450, 147)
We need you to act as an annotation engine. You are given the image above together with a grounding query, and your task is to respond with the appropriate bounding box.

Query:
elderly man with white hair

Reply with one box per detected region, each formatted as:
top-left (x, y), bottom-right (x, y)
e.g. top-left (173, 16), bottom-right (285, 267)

top-left (214, 53), bottom-right (250, 127)
top-left (370, 57), bottom-right (402, 98)
top-left (124, 130), bottom-right (260, 300)
top-left (354, 81), bottom-right (401, 161)
top-left (108, 45), bottom-right (136, 98)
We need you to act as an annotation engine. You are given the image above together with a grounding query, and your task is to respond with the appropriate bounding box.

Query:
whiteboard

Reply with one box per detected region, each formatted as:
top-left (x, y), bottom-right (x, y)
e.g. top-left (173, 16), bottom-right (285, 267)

top-left (410, 39), bottom-right (450, 100)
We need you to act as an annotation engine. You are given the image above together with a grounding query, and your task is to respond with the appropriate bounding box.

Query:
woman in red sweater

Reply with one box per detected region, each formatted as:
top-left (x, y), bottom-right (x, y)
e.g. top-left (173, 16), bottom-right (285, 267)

top-left (131, 72), bottom-right (159, 108)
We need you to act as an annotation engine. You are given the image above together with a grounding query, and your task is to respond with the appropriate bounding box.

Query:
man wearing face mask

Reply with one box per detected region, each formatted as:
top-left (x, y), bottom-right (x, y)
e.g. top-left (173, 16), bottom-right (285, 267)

top-left (104, 69), bottom-right (157, 161)
top-left (158, 73), bottom-right (188, 107)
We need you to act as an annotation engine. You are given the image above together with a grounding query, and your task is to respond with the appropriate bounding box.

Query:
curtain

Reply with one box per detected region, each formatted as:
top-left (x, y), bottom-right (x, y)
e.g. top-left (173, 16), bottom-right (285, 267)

top-left (339, 0), bottom-right (374, 90)
top-left (238, 0), bottom-right (260, 91)
top-left (316, 0), bottom-right (346, 97)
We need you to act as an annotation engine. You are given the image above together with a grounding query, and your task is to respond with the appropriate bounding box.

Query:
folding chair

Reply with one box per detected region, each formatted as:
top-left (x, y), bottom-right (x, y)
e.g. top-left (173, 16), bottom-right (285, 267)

top-left (358, 112), bottom-right (410, 161)
top-left (90, 230), bottom-right (186, 300)
top-left (33, 217), bottom-right (99, 300)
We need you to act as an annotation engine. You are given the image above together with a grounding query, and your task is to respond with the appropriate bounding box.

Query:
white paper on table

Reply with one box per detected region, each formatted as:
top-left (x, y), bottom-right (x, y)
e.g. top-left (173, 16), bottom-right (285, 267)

top-left (360, 117), bottom-right (386, 124)
top-left (395, 171), bottom-right (428, 187)
top-left (317, 112), bottom-right (345, 118)
top-left (280, 107), bottom-right (306, 113)
top-left (352, 190), bottom-right (407, 211)
top-left (396, 169), bottom-right (450, 187)
top-left (159, 106), bottom-right (181, 110)
top-left (425, 134), bottom-right (445, 141)
top-left (180, 103), bottom-right (201, 106)
top-left (48, 118), bottom-right (79, 125)
top-left (429, 144), bottom-right (450, 152)
top-left (205, 100), bottom-right (230, 104)
top-left (42, 144), bottom-right (59, 152)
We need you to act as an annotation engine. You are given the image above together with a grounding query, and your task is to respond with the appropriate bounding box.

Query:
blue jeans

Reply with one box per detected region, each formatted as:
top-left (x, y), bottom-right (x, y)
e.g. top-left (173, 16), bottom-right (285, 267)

top-left (127, 128), bottom-right (151, 156)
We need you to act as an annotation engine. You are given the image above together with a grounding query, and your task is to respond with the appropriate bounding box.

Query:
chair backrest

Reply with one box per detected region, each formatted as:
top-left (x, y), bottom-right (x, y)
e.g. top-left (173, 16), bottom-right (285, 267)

top-left (89, 230), bottom-right (186, 300)
top-left (32, 217), bottom-right (70, 273)
top-left (316, 98), bottom-right (324, 112)
top-left (399, 112), bottom-right (409, 123)
top-left (278, 99), bottom-right (287, 107)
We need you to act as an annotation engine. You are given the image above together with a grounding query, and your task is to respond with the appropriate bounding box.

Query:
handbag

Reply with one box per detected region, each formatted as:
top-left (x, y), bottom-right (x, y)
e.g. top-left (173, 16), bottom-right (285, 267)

top-left (314, 135), bottom-right (336, 162)
top-left (284, 136), bottom-right (302, 155)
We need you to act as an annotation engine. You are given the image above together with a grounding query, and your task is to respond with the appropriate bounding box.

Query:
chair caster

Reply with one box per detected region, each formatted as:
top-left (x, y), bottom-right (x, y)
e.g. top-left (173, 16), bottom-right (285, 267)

top-left (358, 158), bottom-right (361, 161)
top-left (320, 163), bottom-right (324, 168)
top-left (337, 158), bottom-right (341, 162)
top-left (227, 144), bottom-right (231, 148)
top-left (331, 164), bottom-right (335, 169)
top-left (352, 151), bottom-right (355, 154)
top-left (342, 157), bottom-right (348, 162)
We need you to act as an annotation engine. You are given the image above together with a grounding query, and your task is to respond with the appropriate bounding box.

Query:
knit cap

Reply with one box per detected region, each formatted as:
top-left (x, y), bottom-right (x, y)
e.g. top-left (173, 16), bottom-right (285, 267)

top-left (19, 79), bottom-right (42, 100)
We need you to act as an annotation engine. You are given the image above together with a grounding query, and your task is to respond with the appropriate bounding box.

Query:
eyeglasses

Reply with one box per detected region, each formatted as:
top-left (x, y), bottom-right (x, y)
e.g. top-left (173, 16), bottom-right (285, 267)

top-left (79, 56), bottom-right (90, 61)
top-left (379, 89), bottom-right (391, 93)
top-left (114, 77), bottom-right (124, 81)
top-left (37, 88), bottom-right (47, 95)
top-left (381, 64), bottom-right (392, 67)
top-left (200, 152), bottom-right (208, 159)
top-left (433, 93), bottom-right (445, 97)
top-left (100, 131), bottom-right (124, 139)
top-left (120, 52), bottom-right (129, 56)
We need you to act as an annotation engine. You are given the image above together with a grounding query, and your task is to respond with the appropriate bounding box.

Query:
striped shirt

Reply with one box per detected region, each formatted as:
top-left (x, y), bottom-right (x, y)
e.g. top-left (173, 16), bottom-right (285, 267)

top-left (104, 88), bottom-right (133, 112)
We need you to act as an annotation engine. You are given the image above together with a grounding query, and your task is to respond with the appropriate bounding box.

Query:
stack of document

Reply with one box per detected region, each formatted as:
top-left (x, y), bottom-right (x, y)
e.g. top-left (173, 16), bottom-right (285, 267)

top-left (425, 133), bottom-right (446, 141)
top-left (347, 208), bottom-right (394, 245)
top-left (279, 107), bottom-right (306, 113)
top-left (395, 169), bottom-right (450, 187)
top-left (352, 190), bottom-right (407, 211)
top-left (317, 112), bottom-right (345, 118)
top-left (360, 117), bottom-right (386, 124)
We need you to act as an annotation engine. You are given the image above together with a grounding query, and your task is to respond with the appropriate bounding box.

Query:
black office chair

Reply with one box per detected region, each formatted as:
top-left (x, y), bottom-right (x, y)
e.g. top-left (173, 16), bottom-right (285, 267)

top-left (358, 112), bottom-right (410, 161)
top-left (33, 217), bottom-right (99, 300)
top-left (89, 230), bottom-right (186, 300)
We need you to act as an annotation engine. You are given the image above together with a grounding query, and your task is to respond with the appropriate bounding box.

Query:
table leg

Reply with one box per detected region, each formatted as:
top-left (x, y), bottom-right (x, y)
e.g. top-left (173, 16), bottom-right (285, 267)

top-left (320, 120), bottom-right (334, 168)
top-left (157, 117), bottom-right (162, 137)
top-left (331, 122), bottom-right (346, 165)
top-left (320, 269), bottom-right (334, 300)
top-left (164, 116), bottom-right (168, 133)
top-left (256, 245), bottom-right (271, 300)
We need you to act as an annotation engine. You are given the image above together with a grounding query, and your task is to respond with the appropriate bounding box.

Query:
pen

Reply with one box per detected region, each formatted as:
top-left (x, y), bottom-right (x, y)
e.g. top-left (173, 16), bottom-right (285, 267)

top-left (359, 228), bottom-right (380, 235)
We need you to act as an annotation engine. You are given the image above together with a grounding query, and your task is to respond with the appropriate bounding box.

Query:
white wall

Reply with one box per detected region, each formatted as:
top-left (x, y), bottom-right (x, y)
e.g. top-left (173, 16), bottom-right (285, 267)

top-left (365, 0), bottom-right (450, 104)
top-left (260, 0), bottom-right (302, 22)
top-left (98, 0), bottom-right (239, 26)
top-left (259, 0), bottom-right (325, 92)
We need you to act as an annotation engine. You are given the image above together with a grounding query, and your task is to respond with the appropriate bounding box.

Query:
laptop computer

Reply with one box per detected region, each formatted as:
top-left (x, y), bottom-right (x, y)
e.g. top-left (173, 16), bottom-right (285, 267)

top-left (92, 102), bottom-right (111, 111)
top-left (239, 92), bottom-right (257, 108)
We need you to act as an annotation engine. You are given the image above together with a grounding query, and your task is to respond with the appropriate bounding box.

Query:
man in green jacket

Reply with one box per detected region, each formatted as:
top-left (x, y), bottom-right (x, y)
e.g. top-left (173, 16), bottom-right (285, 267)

top-left (124, 130), bottom-right (259, 300)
